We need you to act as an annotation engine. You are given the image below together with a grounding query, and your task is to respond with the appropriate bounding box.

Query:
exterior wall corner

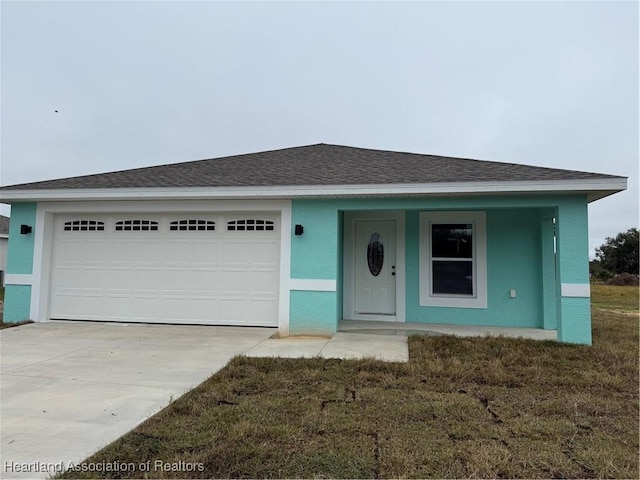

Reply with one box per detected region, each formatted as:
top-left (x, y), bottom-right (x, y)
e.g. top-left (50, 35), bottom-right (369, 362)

top-left (554, 197), bottom-right (592, 345)
top-left (3, 203), bottom-right (38, 323)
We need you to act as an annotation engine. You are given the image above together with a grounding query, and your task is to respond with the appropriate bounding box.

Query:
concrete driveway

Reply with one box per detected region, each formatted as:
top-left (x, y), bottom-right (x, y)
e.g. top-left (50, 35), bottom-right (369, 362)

top-left (0, 321), bottom-right (274, 479)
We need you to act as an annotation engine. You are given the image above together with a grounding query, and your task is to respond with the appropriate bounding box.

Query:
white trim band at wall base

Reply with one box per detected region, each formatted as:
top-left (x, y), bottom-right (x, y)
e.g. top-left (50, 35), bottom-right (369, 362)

top-left (4, 274), bottom-right (33, 286)
top-left (561, 283), bottom-right (591, 298)
top-left (289, 279), bottom-right (337, 292)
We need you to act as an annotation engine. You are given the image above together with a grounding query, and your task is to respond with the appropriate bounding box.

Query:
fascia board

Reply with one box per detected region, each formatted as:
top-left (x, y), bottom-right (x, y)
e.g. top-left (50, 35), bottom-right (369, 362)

top-left (0, 178), bottom-right (628, 202)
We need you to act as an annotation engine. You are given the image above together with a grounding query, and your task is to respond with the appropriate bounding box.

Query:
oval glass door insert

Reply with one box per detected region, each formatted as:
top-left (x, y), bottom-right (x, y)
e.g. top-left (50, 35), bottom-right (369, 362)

top-left (367, 232), bottom-right (384, 276)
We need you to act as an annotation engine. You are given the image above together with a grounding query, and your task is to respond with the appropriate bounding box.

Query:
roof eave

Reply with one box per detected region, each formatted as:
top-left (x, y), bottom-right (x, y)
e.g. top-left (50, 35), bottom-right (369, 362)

top-left (0, 178), bottom-right (628, 203)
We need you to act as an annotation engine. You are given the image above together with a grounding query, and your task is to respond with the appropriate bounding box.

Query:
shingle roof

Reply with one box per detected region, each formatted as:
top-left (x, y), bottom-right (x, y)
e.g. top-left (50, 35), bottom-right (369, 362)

top-left (0, 215), bottom-right (9, 235)
top-left (0, 144), bottom-right (623, 191)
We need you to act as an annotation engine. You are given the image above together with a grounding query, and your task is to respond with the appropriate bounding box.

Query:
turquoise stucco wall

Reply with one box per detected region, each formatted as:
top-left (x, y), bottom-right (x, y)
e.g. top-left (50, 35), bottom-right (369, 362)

top-left (291, 201), bottom-right (340, 280)
top-left (558, 298), bottom-right (591, 344)
top-left (289, 202), bottom-right (342, 334)
top-left (405, 208), bottom-right (543, 327)
top-left (6, 203), bottom-right (37, 274)
top-left (555, 198), bottom-right (591, 344)
top-left (290, 195), bottom-right (591, 343)
top-left (289, 291), bottom-right (337, 336)
top-left (3, 285), bottom-right (32, 323)
top-left (3, 203), bottom-right (38, 323)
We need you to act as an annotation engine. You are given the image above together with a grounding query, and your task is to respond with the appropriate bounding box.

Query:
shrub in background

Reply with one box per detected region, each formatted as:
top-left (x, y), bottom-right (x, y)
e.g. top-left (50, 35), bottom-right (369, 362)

top-left (605, 272), bottom-right (640, 286)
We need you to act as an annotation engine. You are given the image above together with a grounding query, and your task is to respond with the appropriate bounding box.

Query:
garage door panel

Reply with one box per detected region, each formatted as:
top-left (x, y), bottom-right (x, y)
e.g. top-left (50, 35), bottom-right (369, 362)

top-left (222, 241), bottom-right (252, 264)
top-left (106, 268), bottom-right (136, 291)
top-left (187, 299), bottom-right (221, 321)
top-left (53, 268), bottom-right (101, 290)
top-left (251, 242), bottom-right (280, 265)
top-left (168, 270), bottom-right (196, 293)
top-left (248, 299), bottom-right (279, 322)
top-left (53, 294), bottom-right (119, 320)
top-left (101, 296), bottom-right (135, 320)
top-left (221, 270), bottom-right (252, 293)
top-left (218, 299), bottom-right (248, 322)
top-left (51, 213), bottom-right (280, 326)
top-left (56, 241), bottom-right (108, 263)
top-left (189, 271), bottom-right (222, 294)
top-left (132, 297), bottom-right (163, 321)
top-left (83, 270), bottom-right (112, 290)
top-left (109, 241), bottom-right (163, 264)
top-left (190, 242), bottom-right (222, 263)
top-left (251, 271), bottom-right (280, 294)
top-left (133, 270), bottom-right (164, 292)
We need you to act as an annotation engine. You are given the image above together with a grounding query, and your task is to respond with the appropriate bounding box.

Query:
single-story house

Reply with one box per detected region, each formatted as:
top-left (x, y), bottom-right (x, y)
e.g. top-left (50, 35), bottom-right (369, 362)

top-left (0, 215), bottom-right (9, 287)
top-left (0, 144), bottom-right (627, 344)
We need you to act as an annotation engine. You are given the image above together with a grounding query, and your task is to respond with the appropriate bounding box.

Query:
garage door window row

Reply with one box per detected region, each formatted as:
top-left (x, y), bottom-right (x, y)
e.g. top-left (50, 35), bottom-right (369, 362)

top-left (62, 218), bottom-right (276, 233)
top-left (227, 219), bottom-right (275, 231)
top-left (115, 220), bottom-right (159, 231)
top-left (63, 220), bottom-right (105, 231)
top-left (170, 219), bottom-right (216, 231)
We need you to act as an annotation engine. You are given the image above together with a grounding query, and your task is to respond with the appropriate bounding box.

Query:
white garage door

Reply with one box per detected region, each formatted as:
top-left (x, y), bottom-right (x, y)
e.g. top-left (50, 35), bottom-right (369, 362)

top-left (50, 213), bottom-right (280, 326)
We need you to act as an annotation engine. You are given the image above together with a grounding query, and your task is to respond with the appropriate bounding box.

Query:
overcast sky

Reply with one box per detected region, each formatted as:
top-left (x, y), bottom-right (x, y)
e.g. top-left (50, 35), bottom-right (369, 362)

top-left (1, 0), bottom-right (638, 257)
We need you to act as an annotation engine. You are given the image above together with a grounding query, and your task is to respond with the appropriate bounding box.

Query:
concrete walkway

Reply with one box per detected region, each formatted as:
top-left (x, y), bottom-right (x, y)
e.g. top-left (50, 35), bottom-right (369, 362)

top-left (0, 321), bottom-right (408, 479)
top-left (246, 331), bottom-right (409, 362)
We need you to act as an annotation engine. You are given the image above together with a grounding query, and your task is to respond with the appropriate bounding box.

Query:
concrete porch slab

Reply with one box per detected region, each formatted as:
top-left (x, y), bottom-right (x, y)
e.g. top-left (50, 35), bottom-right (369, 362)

top-left (339, 319), bottom-right (558, 341)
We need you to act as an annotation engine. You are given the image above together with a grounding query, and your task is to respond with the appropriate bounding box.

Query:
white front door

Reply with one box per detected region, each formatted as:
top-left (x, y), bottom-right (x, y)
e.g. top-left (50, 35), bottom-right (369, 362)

top-left (354, 220), bottom-right (396, 316)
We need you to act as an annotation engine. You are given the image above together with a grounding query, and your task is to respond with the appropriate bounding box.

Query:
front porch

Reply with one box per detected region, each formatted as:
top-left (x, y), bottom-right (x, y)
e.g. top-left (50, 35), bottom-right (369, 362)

top-left (339, 319), bottom-right (558, 341)
top-left (289, 196), bottom-right (592, 344)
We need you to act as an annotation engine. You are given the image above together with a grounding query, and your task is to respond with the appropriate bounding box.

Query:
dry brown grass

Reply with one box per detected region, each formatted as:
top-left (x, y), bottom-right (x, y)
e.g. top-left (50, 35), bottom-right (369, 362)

top-left (590, 283), bottom-right (639, 312)
top-left (57, 289), bottom-right (639, 479)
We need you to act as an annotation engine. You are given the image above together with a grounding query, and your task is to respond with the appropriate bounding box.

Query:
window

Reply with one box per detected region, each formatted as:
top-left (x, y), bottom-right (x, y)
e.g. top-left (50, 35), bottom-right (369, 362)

top-left (115, 220), bottom-right (159, 231)
top-left (367, 232), bottom-right (384, 277)
top-left (170, 219), bottom-right (215, 231)
top-left (227, 219), bottom-right (274, 231)
top-left (431, 224), bottom-right (473, 295)
top-left (64, 220), bottom-right (105, 231)
top-left (419, 211), bottom-right (487, 308)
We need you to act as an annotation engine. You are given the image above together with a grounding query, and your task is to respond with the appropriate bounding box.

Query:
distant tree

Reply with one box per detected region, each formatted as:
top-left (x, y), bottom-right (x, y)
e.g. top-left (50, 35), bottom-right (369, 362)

top-left (595, 228), bottom-right (639, 276)
top-left (589, 259), bottom-right (611, 281)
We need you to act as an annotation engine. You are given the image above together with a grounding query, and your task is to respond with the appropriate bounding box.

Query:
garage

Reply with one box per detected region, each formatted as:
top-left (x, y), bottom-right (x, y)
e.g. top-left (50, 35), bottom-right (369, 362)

top-left (49, 212), bottom-right (281, 326)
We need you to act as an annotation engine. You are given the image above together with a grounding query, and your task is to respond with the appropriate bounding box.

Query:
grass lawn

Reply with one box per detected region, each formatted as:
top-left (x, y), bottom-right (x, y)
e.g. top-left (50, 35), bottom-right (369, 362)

top-left (49, 285), bottom-right (638, 478)
top-left (590, 283), bottom-right (639, 312)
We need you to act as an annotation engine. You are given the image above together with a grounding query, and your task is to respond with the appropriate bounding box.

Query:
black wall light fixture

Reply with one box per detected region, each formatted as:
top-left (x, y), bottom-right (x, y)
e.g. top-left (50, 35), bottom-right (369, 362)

top-left (294, 224), bottom-right (304, 236)
top-left (20, 224), bottom-right (32, 235)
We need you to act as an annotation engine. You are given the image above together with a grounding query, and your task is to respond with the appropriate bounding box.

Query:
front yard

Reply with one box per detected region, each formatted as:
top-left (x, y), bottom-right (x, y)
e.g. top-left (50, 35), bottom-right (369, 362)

top-left (55, 284), bottom-right (639, 479)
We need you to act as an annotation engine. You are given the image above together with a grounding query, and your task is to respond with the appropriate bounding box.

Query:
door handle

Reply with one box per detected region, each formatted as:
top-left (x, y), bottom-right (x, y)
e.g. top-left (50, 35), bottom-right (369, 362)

top-left (391, 265), bottom-right (396, 276)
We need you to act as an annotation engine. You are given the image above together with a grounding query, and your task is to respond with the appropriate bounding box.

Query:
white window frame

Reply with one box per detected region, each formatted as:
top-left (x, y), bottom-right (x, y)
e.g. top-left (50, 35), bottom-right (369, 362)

top-left (419, 211), bottom-right (487, 309)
